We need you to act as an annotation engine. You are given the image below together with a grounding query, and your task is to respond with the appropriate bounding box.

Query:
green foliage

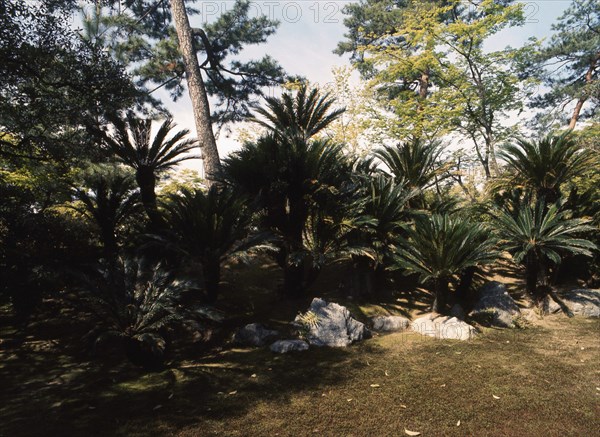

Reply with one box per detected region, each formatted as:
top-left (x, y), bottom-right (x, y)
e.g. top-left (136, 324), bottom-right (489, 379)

top-left (375, 139), bottom-right (445, 193)
top-left (99, 0), bottom-right (291, 124)
top-left (250, 85), bottom-right (345, 143)
top-left (0, 0), bottom-right (137, 164)
top-left (497, 131), bottom-right (594, 202)
top-left (93, 113), bottom-right (198, 227)
top-left (394, 213), bottom-right (498, 311)
top-left (490, 199), bottom-right (597, 295)
top-left (527, 0), bottom-right (599, 128)
top-left (74, 257), bottom-right (192, 369)
top-left (223, 86), bottom-right (351, 295)
top-left (160, 186), bottom-right (255, 302)
top-left (70, 164), bottom-right (141, 258)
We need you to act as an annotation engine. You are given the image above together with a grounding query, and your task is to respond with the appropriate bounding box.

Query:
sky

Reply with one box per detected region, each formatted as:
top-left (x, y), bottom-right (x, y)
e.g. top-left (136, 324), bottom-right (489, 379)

top-left (156, 0), bottom-right (574, 174)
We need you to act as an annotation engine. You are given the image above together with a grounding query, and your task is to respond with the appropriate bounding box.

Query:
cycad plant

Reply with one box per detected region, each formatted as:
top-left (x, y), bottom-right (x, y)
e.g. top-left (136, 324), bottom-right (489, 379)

top-left (160, 186), bottom-right (254, 303)
top-left (394, 213), bottom-right (499, 313)
top-left (71, 165), bottom-right (140, 259)
top-left (375, 139), bottom-right (445, 207)
top-left (342, 174), bottom-right (418, 296)
top-left (498, 131), bottom-right (593, 203)
top-left (223, 86), bottom-right (350, 296)
top-left (75, 257), bottom-right (190, 369)
top-left (94, 113), bottom-right (198, 228)
top-left (251, 84), bottom-right (344, 143)
top-left (491, 199), bottom-right (597, 299)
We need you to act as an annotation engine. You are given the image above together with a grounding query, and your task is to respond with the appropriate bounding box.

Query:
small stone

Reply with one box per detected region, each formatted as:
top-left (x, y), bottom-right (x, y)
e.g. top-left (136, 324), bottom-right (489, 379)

top-left (270, 339), bottom-right (309, 354)
top-left (371, 315), bottom-right (410, 332)
top-left (233, 323), bottom-right (279, 347)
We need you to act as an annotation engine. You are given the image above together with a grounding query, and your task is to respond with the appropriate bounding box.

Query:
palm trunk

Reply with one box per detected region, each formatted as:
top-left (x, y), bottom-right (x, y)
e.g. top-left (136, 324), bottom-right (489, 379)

top-left (525, 253), bottom-right (539, 297)
top-left (455, 266), bottom-right (476, 309)
top-left (203, 259), bottom-right (221, 303)
top-left (432, 277), bottom-right (449, 314)
top-left (169, 0), bottom-right (221, 184)
top-left (136, 167), bottom-right (163, 230)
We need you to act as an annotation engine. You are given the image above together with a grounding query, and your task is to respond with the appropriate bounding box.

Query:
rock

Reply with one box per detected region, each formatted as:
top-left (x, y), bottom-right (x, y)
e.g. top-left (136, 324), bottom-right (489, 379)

top-left (233, 323), bottom-right (279, 347)
top-left (371, 315), bottom-right (410, 332)
top-left (450, 304), bottom-right (465, 320)
top-left (270, 340), bottom-right (309, 354)
top-left (470, 281), bottom-right (521, 327)
top-left (411, 314), bottom-right (477, 341)
top-left (543, 289), bottom-right (600, 317)
top-left (294, 298), bottom-right (371, 347)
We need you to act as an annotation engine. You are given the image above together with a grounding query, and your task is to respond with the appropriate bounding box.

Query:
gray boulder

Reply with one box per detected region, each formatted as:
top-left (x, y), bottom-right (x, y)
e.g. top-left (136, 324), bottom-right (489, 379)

top-left (294, 298), bottom-right (371, 347)
top-left (470, 281), bottom-right (521, 327)
top-left (542, 289), bottom-right (600, 317)
top-left (270, 339), bottom-right (309, 354)
top-left (233, 323), bottom-right (279, 347)
top-left (371, 315), bottom-right (410, 332)
top-left (411, 314), bottom-right (477, 341)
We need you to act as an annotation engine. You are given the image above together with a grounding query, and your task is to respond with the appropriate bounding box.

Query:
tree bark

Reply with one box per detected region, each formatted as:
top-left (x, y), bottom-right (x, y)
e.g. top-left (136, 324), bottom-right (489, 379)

top-left (568, 52), bottom-right (598, 129)
top-left (431, 277), bottom-right (449, 314)
top-left (169, 0), bottom-right (221, 184)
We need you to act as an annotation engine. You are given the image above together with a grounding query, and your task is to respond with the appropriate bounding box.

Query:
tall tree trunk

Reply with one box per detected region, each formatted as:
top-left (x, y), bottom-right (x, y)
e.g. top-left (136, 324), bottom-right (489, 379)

top-left (169, 0), bottom-right (221, 184)
top-left (568, 52), bottom-right (598, 129)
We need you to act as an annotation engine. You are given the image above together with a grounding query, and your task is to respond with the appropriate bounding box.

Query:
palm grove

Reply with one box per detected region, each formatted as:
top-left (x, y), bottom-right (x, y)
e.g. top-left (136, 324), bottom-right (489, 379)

top-left (0, 0), bottom-right (598, 367)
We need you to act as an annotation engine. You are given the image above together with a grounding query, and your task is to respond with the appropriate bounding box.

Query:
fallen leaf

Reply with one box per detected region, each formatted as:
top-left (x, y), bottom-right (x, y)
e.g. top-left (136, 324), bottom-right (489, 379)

top-left (493, 395), bottom-right (500, 399)
top-left (228, 390), bottom-right (237, 395)
top-left (400, 404), bottom-right (407, 409)
top-left (455, 351), bottom-right (462, 355)
top-left (153, 404), bottom-right (162, 411)
top-left (404, 428), bottom-right (421, 436)
top-left (385, 370), bottom-right (389, 377)
top-left (370, 384), bottom-right (381, 388)
top-left (347, 398), bottom-right (353, 402)
top-left (456, 420), bottom-right (461, 426)
top-left (440, 384), bottom-right (446, 387)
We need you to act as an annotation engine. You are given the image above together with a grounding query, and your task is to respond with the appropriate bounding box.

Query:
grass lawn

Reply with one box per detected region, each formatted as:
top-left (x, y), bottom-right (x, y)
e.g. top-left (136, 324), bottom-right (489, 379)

top-left (1, 303), bottom-right (599, 436)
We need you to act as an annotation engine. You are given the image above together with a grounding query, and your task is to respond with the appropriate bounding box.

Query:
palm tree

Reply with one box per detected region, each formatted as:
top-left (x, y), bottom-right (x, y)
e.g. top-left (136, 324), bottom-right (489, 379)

top-left (160, 186), bottom-right (254, 303)
top-left (224, 135), bottom-right (351, 296)
top-left (395, 213), bottom-right (499, 313)
top-left (375, 139), bottom-right (446, 207)
top-left (251, 84), bottom-right (344, 143)
top-left (96, 113), bottom-right (198, 229)
top-left (75, 257), bottom-right (193, 369)
top-left (491, 200), bottom-right (597, 299)
top-left (498, 131), bottom-right (593, 203)
top-left (223, 87), bottom-right (350, 296)
top-left (71, 165), bottom-right (140, 259)
top-left (342, 174), bottom-right (419, 296)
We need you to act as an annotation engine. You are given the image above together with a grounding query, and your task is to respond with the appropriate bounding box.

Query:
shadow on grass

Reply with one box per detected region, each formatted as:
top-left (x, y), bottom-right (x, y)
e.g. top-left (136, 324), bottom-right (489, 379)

top-left (0, 297), bottom-right (378, 436)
